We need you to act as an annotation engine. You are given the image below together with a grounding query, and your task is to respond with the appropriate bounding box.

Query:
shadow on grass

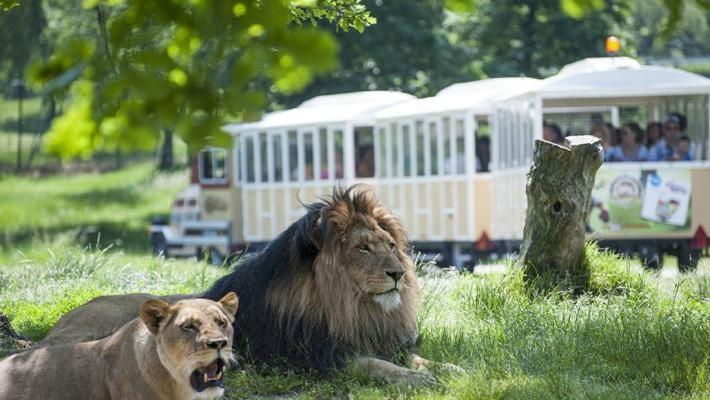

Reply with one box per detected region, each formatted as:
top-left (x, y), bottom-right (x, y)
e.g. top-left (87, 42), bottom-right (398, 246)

top-left (1, 221), bottom-right (154, 254)
top-left (61, 186), bottom-right (142, 207)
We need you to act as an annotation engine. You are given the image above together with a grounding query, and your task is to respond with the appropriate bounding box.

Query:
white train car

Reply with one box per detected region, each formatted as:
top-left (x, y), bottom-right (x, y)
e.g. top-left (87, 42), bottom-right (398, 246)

top-left (492, 57), bottom-right (710, 270)
top-left (151, 57), bottom-right (710, 270)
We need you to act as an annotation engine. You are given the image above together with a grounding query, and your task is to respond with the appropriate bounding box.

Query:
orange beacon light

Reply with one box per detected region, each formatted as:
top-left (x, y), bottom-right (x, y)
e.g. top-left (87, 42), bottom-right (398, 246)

top-left (605, 35), bottom-right (620, 56)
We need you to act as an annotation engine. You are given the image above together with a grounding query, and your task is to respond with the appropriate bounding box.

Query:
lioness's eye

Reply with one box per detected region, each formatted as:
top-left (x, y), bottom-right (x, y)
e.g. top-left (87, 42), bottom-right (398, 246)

top-left (181, 323), bottom-right (195, 332)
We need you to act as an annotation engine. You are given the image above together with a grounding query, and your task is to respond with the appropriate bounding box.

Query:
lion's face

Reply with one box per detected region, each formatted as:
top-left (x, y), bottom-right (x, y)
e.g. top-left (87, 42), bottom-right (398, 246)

top-left (140, 293), bottom-right (238, 399)
top-left (342, 220), bottom-right (407, 312)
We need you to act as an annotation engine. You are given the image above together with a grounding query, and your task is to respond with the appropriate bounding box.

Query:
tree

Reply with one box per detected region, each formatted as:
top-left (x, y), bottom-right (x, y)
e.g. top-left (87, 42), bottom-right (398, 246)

top-left (23, 0), bottom-right (374, 160)
top-left (279, 0), bottom-right (474, 108)
top-left (452, 0), bottom-right (634, 78)
top-left (0, 0), bottom-right (44, 82)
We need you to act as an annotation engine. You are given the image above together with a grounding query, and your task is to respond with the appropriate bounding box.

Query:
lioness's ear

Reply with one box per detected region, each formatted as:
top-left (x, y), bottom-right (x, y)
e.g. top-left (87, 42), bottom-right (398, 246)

top-left (218, 292), bottom-right (239, 317)
top-left (140, 299), bottom-right (171, 335)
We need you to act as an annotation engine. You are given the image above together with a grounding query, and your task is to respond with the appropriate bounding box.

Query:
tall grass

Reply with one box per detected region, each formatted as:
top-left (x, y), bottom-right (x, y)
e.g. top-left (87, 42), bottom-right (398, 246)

top-left (2, 244), bottom-right (706, 398)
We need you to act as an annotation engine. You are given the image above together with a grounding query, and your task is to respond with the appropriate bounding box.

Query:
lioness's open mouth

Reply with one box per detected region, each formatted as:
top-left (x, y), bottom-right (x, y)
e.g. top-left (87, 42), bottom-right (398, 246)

top-left (189, 357), bottom-right (225, 392)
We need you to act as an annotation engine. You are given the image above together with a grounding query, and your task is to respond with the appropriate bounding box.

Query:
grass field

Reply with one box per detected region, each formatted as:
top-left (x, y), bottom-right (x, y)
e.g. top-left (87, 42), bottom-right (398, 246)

top-left (0, 165), bottom-right (708, 399)
top-left (0, 162), bottom-right (185, 262)
top-left (0, 244), bottom-right (708, 399)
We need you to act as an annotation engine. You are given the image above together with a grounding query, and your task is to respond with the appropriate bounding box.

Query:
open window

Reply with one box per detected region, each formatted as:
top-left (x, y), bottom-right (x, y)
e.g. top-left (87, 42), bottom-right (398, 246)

top-left (354, 126), bottom-right (375, 178)
top-left (198, 147), bottom-right (228, 184)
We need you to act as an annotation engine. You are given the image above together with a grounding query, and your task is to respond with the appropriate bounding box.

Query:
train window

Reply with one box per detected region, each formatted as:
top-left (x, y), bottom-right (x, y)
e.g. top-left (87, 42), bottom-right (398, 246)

top-left (355, 126), bottom-right (375, 178)
top-left (319, 128), bottom-right (328, 179)
top-left (287, 130), bottom-right (297, 181)
top-left (244, 137), bottom-right (255, 183)
top-left (475, 118), bottom-right (490, 172)
top-left (455, 119), bottom-right (465, 174)
top-left (443, 117), bottom-right (451, 174)
top-left (272, 134), bottom-right (283, 182)
top-left (403, 124), bottom-right (411, 176)
top-left (333, 129), bottom-right (344, 179)
top-left (392, 124), bottom-right (401, 177)
top-left (259, 132), bottom-right (268, 182)
top-left (199, 147), bottom-right (227, 184)
top-left (304, 132), bottom-right (314, 181)
top-left (429, 121), bottom-right (438, 175)
top-left (377, 127), bottom-right (387, 178)
top-left (416, 121), bottom-right (425, 176)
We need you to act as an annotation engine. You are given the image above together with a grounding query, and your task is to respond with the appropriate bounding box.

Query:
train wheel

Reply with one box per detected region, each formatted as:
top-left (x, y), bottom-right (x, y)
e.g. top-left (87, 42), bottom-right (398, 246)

top-left (151, 232), bottom-right (168, 258)
top-left (678, 248), bottom-right (700, 273)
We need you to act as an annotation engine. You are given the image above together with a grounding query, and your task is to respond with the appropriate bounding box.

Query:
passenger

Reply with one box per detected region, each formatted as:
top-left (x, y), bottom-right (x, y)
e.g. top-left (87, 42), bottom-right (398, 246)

top-left (355, 145), bottom-right (375, 178)
top-left (649, 113), bottom-right (695, 161)
top-left (543, 123), bottom-right (564, 145)
top-left (645, 121), bottom-right (662, 148)
top-left (605, 123), bottom-right (620, 146)
top-left (670, 135), bottom-right (693, 161)
top-left (591, 125), bottom-right (614, 161)
top-left (606, 122), bottom-right (649, 162)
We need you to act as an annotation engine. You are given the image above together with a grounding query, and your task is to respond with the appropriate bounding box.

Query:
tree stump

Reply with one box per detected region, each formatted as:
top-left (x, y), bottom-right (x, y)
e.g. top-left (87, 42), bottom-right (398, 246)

top-left (0, 310), bottom-right (32, 357)
top-left (519, 135), bottom-right (603, 288)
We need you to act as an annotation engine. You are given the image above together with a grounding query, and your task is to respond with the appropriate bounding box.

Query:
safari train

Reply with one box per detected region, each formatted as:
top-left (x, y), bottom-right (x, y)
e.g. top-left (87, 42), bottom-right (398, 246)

top-left (150, 56), bottom-right (710, 270)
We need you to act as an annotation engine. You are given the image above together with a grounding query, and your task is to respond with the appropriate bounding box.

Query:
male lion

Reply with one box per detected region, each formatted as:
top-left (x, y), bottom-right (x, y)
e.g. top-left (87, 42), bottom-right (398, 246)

top-left (41, 186), bottom-right (457, 385)
top-left (0, 293), bottom-right (238, 400)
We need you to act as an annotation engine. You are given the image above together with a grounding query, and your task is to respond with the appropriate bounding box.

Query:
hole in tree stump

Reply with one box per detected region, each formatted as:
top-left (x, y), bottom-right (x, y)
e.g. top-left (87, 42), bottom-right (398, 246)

top-left (552, 201), bottom-right (562, 213)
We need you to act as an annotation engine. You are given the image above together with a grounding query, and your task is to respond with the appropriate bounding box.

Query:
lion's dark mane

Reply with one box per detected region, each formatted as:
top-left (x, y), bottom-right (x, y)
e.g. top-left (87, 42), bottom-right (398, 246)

top-left (202, 188), bottom-right (418, 374)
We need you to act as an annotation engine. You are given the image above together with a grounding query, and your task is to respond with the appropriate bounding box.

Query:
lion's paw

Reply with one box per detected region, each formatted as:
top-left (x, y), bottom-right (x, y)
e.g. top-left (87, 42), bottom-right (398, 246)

top-left (399, 369), bottom-right (437, 386)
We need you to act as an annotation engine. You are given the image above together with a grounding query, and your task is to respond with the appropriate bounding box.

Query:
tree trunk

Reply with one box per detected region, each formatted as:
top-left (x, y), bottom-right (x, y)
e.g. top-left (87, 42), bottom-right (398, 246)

top-left (158, 128), bottom-right (174, 171)
top-left (519, 135), bottom-right (603, 288)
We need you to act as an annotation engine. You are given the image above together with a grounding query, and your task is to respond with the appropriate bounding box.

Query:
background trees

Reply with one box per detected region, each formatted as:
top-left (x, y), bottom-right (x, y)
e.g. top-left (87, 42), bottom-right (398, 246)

top-left (1, 0), bottom-right (710, 167)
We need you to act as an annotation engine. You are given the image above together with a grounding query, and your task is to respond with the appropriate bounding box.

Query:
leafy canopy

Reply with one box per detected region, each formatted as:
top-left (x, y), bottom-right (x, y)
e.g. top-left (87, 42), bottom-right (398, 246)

top-left (27, 0), bottom-right (373, 159)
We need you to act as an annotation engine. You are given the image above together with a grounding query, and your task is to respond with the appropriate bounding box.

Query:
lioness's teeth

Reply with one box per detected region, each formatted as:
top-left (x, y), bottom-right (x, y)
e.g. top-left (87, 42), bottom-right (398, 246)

top-left (204, 373), bottom-right (209, 382)
top-left (216, 371), bottom-right (222, 380)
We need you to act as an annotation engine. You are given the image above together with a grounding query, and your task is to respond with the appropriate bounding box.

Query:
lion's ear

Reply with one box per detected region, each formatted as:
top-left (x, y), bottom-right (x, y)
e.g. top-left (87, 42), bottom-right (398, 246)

top-left (218, 292), bottom-right (239, 317)
top-left (140, 299), bottom-right (171, 335)
top-left (307, 211), bottom-right (323, 249)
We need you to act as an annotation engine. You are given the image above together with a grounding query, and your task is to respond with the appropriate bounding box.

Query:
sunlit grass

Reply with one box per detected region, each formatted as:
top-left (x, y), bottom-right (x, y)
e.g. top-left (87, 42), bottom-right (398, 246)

top-left (0, 162), bottom-right (186, 260)
top-left (1, 244), bottom-right (707, 399)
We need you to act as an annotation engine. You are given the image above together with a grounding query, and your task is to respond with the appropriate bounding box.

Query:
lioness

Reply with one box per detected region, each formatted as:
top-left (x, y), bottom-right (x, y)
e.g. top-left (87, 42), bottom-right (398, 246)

top-left (0, 293), bottom-right (238, 400)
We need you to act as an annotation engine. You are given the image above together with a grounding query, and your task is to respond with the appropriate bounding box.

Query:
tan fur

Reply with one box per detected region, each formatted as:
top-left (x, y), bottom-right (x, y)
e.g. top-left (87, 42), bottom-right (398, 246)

top-left (266, 188), bottom-right (420, 358)
top-left (0, 294), bottom-right (238, 400)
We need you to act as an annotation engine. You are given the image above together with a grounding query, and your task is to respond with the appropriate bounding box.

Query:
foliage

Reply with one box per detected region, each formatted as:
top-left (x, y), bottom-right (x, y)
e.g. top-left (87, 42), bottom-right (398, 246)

top-left (450, 0), bottom-right (634, 78)
top-left (1, 245), bottom-right (708, 397)
top-left (23, 0), bottom-right (376, 159)
top-left (279, 0), bottom-right (473, 107)
top-left (0, 0), bottom-right (45, 81)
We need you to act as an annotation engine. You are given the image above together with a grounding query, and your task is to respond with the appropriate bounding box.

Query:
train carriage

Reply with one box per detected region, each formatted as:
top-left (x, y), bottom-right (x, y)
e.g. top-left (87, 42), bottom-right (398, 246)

top-left (151, 56), bottom-right (710, 269)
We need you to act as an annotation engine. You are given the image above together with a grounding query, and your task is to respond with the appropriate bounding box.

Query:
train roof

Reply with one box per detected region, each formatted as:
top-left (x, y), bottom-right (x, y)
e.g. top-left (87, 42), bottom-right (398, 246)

top-left (223, 91), bottom-right (414, 134)
top-left (375, 77), bottom-right (541, 119)
top-left (535, 57), bottom-right (710, 98)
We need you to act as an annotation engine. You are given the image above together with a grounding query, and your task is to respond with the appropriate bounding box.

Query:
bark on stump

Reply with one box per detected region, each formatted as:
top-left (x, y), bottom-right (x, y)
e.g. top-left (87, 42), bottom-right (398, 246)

top-left (0, 310), bottom-right (32, 357)
top-left (519, 135), bottom-right (604, 289)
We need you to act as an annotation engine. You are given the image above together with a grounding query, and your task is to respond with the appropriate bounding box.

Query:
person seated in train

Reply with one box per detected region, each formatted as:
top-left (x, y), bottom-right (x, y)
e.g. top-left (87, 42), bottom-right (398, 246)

top-left (648, 113), bottom-right (696, 161)
top-left (670, 135), bottom-right (694, 161)
top-left (606, 122), bottom-right (649, 162)
top-left (645, 121), bottom-right (662, 148)
top-left (320, 152), bottom-right (344, 179)
top-left (543, 123), bottom-right (565, 145)
top-left (356, 145), bottom-right (375, 178)
top-left (591, 125), bottom-right (614, 161)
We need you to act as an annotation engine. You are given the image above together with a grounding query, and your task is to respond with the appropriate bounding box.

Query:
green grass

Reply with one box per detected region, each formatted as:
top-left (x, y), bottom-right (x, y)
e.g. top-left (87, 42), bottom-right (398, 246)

top-left (1, 244), bottom-right (708, 399)
top-left (0, 162), bottom-right (185, 261)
